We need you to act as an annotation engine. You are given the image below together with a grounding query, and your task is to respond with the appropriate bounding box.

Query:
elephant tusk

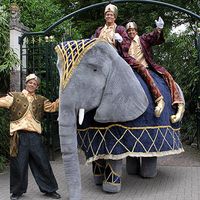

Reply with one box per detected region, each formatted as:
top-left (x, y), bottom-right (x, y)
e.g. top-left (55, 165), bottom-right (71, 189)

top-left (79, 108), bottom-right (85, 125)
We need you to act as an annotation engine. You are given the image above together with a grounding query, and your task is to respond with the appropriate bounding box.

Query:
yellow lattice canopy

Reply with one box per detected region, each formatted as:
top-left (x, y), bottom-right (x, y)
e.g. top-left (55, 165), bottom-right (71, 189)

top-left (55, 38), bottom-right (98, 90)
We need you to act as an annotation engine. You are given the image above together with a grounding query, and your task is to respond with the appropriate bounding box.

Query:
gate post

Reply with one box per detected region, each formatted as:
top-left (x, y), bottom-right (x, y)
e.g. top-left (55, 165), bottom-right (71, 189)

top-left (196, 28), bottom-right (200, 149)
top-left (9, 3), bottom-right (29, 91)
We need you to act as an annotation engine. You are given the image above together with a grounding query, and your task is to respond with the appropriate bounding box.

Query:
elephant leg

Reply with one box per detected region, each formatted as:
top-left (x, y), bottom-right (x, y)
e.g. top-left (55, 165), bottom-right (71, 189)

top-left (92, 159), bottom-right (106, 185)
top-left (140, 157), bottom-right (157, 178)
top-left (126, 157), bottom-right (140, 175)
top-left (103, 159), bottom-right (122, 193)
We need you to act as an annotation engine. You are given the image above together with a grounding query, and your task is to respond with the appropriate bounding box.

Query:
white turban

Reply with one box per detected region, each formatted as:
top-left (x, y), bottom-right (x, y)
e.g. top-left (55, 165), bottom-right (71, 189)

top-left (25, 73), bottom-right (40, 85)
top-left (104, 4), bottom-right (118, 17)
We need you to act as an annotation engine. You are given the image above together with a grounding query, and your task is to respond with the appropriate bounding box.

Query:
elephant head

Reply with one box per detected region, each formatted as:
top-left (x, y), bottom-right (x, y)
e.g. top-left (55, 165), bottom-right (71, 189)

top-left (55, 38), bottom-right (148, 200)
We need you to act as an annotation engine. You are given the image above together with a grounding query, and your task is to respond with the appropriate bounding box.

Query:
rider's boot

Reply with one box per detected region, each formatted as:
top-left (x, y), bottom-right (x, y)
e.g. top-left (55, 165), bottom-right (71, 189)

top-left (170, 103), bottom-right (185, 123)
top-left (154, 97), bottom-right (165, 117)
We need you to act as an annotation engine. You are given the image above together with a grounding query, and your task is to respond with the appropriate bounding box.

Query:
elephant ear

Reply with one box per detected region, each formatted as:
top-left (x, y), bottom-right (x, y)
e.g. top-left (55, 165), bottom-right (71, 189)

top-left (94, 53), bottom-right (149, 123)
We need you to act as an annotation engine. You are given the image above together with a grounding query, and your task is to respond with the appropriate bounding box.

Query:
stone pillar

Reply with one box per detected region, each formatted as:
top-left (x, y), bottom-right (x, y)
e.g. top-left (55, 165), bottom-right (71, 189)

top-left (9, 3), bottom-right (29, 91)
top-left (196, 28), bottom-right (200, 149)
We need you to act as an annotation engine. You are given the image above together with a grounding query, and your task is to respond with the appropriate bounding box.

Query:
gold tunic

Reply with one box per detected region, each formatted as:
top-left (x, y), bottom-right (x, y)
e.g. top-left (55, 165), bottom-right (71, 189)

top-left (98, 23), bottom-right (117, 47)
top-left (128, 35), bottom-right (148, 67)
top-left (0, 89), bottom-right (59, 135)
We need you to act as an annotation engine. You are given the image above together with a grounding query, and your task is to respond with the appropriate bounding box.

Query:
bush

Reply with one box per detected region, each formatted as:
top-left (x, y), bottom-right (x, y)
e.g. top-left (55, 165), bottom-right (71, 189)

top-left (0, 155), bottom-right (7, 173)
top-left (0, 109), bottom-right (9, 166)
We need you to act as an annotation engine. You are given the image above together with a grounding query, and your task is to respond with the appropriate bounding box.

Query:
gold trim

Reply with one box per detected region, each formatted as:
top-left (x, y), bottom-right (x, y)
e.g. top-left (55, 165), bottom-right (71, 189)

top-left (78, 124), bottom-right (180, 131)
top-left (81, 148), bottom-right (184, 164)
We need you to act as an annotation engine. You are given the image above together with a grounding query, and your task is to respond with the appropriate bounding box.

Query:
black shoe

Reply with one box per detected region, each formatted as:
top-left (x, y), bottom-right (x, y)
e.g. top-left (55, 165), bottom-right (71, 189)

top-left (45, 191), bottom-right (61, 199)
top-left (10, 194), bottom-right (22, 200)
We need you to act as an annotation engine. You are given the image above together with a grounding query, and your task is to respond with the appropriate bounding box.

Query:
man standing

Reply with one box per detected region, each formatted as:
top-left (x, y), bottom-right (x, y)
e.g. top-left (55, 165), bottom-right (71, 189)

top-left (122, 17), bottom-right (185, 122)
top-left (0, 74), bottom-right (61, 200)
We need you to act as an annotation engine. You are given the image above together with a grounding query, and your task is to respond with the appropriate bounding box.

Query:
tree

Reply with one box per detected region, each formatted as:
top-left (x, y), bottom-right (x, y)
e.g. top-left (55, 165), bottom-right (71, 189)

top-left (0, 5), bottom-right (16, 169)
top-left (0, 5), bottom-right (19, 93)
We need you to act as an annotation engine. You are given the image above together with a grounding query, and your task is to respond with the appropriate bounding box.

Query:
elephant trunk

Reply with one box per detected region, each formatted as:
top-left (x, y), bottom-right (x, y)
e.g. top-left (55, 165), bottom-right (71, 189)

top-left (59, 125), bottom-right (81, 200)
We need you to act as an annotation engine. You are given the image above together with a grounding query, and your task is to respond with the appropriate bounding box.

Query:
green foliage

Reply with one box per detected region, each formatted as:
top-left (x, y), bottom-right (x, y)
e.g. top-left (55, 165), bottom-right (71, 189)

top-left (0, 155), bottom-right (7, 173)
top-left (0, 4), bottom-right (19, 92)
top-left (0, 5), bottom-right (19, 73)
top-left (0, 109), bottom-right (9, 160)
top-left (2, 0), bottom-right (82, 40)
top-left (6, 0), bottom-right (65, 31)
top-left (0, 5), bottom-right (10, 170)
top-left (154, 27), bottom-right (199, 137)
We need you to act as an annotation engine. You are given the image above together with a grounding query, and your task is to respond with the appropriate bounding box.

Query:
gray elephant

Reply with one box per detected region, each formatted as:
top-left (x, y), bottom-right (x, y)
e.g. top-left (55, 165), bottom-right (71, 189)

top-left (55, 38), bottom-right (184, 200)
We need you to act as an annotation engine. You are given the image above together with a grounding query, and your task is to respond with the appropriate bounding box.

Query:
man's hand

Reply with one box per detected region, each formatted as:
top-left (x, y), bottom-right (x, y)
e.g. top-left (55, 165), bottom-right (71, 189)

top-left (155, 16), bottom-right (164, 29)
top-left (114, 33), bottom-right (123, 43)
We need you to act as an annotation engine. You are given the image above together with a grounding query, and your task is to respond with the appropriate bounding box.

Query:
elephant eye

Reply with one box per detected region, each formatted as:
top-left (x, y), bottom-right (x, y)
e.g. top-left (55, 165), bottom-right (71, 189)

top-left (93, 69), bottom-right (97, 72)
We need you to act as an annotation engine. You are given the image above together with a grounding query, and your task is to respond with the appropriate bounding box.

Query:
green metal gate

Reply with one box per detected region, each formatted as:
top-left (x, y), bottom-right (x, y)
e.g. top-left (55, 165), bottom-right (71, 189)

top-left (197, 34), bottom-right (200, 149)
top-left (19, 36), bottom-right (60, 160)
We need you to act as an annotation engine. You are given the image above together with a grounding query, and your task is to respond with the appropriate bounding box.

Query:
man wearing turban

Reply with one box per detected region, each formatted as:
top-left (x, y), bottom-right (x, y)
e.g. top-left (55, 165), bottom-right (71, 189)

top-left (122, 17), bottom-right (185, 122)
top-left (0, 74), bottom-right (61, 200)
top-left (94, 4), bottom-right (128, 51)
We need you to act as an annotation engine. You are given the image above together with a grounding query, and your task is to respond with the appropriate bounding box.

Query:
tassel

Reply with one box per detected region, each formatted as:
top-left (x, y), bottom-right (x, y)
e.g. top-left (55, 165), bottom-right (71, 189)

top-left (10, 131), bottom-right (19, 157)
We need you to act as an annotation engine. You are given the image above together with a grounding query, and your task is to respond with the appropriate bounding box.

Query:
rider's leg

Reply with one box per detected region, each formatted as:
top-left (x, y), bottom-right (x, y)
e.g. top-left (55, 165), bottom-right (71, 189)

top-left (136, 66), bottom-right (165, 117)
top-left (160, 70), bottom-right (185, 123)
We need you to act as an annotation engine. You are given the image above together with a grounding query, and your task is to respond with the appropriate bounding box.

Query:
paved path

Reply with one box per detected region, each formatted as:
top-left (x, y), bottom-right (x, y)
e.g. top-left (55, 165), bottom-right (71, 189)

top-left (1, 144), bottom-right (200, 200)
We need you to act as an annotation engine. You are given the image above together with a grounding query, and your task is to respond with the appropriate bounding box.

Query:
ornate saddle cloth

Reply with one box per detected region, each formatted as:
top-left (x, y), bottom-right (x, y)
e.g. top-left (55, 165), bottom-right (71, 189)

top-left (77, 70), bottom-right (184, 163)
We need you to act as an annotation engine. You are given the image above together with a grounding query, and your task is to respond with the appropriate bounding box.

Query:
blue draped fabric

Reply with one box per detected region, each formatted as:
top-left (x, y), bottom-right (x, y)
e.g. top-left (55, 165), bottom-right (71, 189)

top-left (77, 69), bottom-right (183, 163)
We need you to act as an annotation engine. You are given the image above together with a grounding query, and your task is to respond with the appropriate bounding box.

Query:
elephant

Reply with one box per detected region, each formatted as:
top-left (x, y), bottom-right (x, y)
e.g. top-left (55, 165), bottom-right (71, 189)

top-left (55, 38), bottom-right (184, 200)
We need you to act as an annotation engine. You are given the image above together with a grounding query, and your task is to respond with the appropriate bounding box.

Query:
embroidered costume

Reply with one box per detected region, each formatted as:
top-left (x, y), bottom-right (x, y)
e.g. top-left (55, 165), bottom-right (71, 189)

top-left (121, 27), bottom-right (184, 106)
top-left (0, 74), bottom-right (60, 199)
top-left (94, 24), bottom-right (128, 57)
